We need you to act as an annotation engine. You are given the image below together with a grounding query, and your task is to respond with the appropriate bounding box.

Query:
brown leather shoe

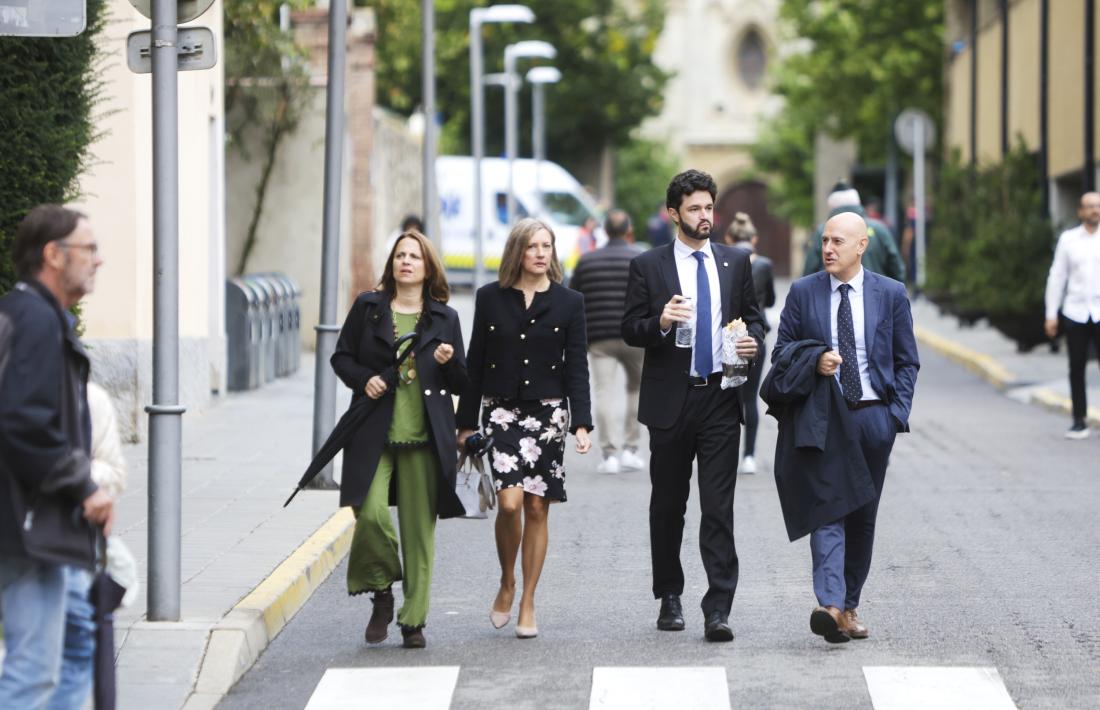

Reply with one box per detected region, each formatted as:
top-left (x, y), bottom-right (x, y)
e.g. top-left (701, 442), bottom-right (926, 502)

top-left (364, 589), bottom-right (394, 644)
top-left (401, 626), bottom-right (427, 649)
top-left (809, 605), bottom-right (850, 644)
top-left (841, 608), bottom-right (869, 639)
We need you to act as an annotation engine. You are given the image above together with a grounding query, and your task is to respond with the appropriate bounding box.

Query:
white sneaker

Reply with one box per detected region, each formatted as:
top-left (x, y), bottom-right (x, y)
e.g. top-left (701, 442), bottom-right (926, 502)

top-left (1065, 422), bottom-right (1090, 440)
top-left (738, 455), bottom-right (757, 475)
top-left (619, 449), bottom-right (645, 471)
top-left (597, 455), bottom-right (620, 473)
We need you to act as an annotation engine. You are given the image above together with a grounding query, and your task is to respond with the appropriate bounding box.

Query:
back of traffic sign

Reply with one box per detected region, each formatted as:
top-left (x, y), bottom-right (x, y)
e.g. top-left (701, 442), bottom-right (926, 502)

top-left (0, 0), bottom-right (85, 37)
top-left (128, 0), bottom-right (215, 24)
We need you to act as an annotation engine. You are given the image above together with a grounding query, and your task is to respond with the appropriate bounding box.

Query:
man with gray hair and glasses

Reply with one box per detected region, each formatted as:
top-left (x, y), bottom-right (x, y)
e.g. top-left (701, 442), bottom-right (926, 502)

top-left (0, 204), bottom-right (112, 708)
top-left (569, 209), bottom-right (646, 473)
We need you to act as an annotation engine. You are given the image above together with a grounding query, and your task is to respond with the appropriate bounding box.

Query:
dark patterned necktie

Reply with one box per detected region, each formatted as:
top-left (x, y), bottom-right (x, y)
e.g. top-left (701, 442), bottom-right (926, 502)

top-left (692, 251), bottom-right (713, 376)
top-left (837, 284), bottom-right (863, 404)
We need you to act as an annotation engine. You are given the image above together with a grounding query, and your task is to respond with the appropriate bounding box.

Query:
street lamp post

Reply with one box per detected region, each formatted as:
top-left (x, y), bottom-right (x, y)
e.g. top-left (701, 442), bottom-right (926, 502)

top-left (526, 66), bottom-right (561, 208)
top-left (470, 5), bottom-right (534, 288)
top-left (503, 41), bottom-right (556, 227)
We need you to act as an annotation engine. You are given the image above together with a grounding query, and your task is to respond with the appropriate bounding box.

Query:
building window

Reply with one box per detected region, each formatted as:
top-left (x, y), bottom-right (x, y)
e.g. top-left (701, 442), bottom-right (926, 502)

top-left (737, 28), bottom-right (767, 89)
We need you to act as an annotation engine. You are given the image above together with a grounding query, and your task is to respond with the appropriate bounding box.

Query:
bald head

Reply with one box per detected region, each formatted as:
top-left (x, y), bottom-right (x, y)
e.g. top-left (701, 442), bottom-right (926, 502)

top-left (821, 211), bottom-right (868, 281)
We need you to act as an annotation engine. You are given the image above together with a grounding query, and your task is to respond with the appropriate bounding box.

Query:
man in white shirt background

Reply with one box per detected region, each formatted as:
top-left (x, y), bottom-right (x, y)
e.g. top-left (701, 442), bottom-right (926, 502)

top-left (1044, 191), bottom-right (1100, 439)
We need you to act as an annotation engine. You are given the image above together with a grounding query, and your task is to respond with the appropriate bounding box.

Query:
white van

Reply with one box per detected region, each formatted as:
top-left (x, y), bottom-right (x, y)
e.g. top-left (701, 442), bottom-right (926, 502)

top-left (436, 156), bottom-right (604, 279)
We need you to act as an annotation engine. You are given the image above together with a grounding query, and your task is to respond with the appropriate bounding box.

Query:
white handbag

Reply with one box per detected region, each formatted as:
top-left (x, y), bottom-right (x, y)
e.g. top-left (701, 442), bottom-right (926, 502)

top-left (456, 452), bottom-right (496, 519)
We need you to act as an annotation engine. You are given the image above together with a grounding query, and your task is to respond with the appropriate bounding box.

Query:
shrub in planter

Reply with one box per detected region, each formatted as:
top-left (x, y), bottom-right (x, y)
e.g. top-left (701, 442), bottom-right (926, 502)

top-left (927, 150), bottom-right (983, 323)
top-left (927, 143), bottom-right (1054, 351)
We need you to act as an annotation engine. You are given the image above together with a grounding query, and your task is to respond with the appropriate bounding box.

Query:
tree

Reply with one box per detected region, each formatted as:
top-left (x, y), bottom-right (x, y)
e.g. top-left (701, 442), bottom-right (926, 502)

top-left (751, 0), bottom-right (944, 228)
top-left (0, 0), bottom-right (106, 293)
top-left (358, 0), bottom-right (670, 176)
top-left (224, 0), bottom-right (313, 275)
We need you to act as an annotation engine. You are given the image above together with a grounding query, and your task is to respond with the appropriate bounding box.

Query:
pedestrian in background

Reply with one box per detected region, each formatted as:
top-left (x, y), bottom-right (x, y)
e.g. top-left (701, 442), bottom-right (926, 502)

top-left (723, 212), bottom-right (776, 475)
top-left (767, 211), bottom-right (919, 644)
top-left (1044, 191), bottom-right (1100, 439)
top-left (331, 230), bottom-right (468, 649)
top-left (569, 209), bottom-right (645, 474)
top-left (53, 381), bottom-right (130, 709)
top-left (0, 204), bottom-right (114, 707)
top-left (458, 218), bottom-right (593, 639)
top-left (803, 181), bottom-right (906, 283)
top-left (622, 170), bottom-right (764, 642)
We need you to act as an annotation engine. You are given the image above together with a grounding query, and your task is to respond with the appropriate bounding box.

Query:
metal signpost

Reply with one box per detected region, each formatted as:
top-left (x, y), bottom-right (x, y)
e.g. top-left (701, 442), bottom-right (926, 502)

top-left (421, 0), bottom-right (439, 252)
top-left (308, 0), bottom-right (348, 490)
top-left (895, 108), bottom-right (936, 290)
top-left (127, 0), bottom-right (216, 621)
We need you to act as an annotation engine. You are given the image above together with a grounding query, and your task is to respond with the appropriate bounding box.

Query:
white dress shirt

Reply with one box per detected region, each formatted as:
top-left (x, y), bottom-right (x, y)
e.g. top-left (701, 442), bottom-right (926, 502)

top-left (1045, 223), bottom-right (1100, 323)
top-left (673, 238), bottom-right (723, 376)
top-left (829, 268), bottom-right (878, 401)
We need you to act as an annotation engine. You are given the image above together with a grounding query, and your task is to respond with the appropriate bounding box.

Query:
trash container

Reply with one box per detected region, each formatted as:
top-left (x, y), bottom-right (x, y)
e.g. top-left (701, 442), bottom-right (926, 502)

top-left (225, 278), bottom-right (259, 391)
top-left (244, 275), bottom-right (276, 384)
top-left (284, 274), bottom-right (302, 373)
top-left (259, 273), bottom-right (288, 377)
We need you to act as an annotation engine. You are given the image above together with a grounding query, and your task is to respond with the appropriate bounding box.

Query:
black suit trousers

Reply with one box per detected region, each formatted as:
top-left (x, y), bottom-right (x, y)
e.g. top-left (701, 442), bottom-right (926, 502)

top-left (647, 381), bottom-right (741, 617)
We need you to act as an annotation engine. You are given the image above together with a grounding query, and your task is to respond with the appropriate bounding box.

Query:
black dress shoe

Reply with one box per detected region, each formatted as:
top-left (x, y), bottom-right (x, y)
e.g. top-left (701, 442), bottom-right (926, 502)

top-left (656, 594), bottom-right (685, 631)
top-left (703, 612), bottom-right (734, 642)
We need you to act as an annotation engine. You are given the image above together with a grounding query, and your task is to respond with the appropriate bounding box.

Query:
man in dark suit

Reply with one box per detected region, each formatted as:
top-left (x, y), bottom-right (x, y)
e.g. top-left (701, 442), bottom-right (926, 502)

top-left (773, 211), bottom-right (919, 643)
top-left (621, 170), bottom-right (765, 642)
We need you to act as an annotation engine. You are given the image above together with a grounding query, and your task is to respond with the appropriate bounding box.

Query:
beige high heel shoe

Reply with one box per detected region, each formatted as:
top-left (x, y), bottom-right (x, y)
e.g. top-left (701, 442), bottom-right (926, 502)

top-left (514, 624), bottom-right (538, 639)
top-left (490, 608), bottom-right (511, 629)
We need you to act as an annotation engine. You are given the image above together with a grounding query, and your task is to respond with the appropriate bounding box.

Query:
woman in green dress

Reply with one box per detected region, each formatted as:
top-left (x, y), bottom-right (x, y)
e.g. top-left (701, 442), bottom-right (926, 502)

top-left (330, 230), bottom-right (468, 649)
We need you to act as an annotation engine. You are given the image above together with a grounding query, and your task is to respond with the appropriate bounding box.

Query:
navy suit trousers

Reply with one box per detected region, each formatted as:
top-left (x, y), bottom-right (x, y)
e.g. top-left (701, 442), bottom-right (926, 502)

top-left (810, 403), bottom-right (896, 609)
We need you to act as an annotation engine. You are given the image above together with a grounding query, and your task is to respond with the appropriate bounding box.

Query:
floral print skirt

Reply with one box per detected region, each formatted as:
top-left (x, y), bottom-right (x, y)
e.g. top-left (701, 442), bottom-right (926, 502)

top-left (480, 397), bottom-right (568, 502)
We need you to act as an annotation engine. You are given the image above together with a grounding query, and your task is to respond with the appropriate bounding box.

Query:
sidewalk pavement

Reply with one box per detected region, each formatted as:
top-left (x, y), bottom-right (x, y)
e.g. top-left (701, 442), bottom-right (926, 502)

top-left (111, 353), bottom-right (350, 709)
top-left (909, 295), bottom-right (1100, 429)
top-left (7, 286), bottom-right (1093, 710)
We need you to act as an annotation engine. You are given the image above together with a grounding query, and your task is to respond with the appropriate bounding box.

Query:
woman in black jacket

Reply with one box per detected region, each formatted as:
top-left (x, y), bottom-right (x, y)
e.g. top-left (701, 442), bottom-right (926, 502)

top-left (457, 218), bottom-right (593, 639)
top-left (724, 212), bottom-right (776, 475)
top-left (330, 230), bottom-right (467, 649)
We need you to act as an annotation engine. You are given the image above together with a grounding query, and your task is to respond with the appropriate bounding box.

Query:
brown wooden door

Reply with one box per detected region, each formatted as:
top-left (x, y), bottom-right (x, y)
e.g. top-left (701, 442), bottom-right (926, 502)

top-left (714, 180), bottom-right (792, 277)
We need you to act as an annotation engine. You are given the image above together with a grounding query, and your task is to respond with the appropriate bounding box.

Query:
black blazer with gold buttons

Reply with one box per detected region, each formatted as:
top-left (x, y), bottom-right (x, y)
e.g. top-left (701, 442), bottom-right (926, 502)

top-left (457, 280), bottom-right (592, 433)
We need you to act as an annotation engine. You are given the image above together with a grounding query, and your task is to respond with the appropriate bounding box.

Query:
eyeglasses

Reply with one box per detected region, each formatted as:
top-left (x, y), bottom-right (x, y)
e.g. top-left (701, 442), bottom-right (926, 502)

top-left (57, 241), bottom-right (99, 256)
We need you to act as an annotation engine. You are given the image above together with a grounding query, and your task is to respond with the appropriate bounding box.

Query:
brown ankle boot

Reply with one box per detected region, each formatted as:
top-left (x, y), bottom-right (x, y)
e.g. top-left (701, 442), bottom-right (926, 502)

top-left (364, 589), bottom-right (394, 644)
top-left (401, 625), bottom-right (426, 649)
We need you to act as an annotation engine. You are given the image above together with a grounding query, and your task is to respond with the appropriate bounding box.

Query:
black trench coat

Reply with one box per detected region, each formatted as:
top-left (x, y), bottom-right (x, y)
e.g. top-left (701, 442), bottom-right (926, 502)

top-left (760, 338), bottom-right (876, 541)
top-left (331, 292), bottom-right (468, 518)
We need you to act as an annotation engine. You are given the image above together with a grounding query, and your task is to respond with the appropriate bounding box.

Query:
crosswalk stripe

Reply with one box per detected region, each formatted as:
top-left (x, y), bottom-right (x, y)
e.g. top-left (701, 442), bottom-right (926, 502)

top-left (863, 666), bottom-right (1017, 710)
top-left (304, 666), bottom-right (460, 710)
top-left (589, 667), bottom-right (731, 710)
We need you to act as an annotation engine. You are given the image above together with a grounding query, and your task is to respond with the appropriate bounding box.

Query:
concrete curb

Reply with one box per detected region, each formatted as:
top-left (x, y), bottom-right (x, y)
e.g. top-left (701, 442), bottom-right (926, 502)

top-left (913, 325), bottom-right (1100, 427)
top-left (912, 325), bottom-right (1017, 391)
top-left (181, 508), bottom-right (355, 710)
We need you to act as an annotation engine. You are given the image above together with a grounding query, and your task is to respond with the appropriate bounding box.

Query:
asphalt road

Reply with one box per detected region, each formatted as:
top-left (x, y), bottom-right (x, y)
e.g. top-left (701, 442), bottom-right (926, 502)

top-left (219, 348), bottom-right (1100, 709)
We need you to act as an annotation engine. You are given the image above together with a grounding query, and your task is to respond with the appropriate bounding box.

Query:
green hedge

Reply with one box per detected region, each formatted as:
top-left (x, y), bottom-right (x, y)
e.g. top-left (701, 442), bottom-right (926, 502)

top-left (927, 142), bottom-right (1055, 351)
top-left (0, 0), bottom-right (105, 293)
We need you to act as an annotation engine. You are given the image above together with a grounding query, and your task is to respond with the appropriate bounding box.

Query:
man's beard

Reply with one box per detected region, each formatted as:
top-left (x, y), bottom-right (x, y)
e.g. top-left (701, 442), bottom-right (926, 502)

top-left (678, 215), bottom-right (711, 240)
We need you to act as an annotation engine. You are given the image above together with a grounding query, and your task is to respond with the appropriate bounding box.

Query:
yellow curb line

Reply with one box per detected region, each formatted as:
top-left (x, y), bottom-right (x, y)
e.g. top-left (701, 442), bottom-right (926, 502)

top-left (913, 325), bottom-right (1017, 391)
top-left (1027, 387), bottom-right (1100, 428)
top-left (183, 507), bottom-right (355, 708)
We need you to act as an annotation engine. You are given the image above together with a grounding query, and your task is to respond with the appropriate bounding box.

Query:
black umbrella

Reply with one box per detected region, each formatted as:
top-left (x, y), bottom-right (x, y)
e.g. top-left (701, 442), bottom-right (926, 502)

top-left (284, 331), bottom-right (419, 507)
top-left (91, 534), bottom-right (127, 710)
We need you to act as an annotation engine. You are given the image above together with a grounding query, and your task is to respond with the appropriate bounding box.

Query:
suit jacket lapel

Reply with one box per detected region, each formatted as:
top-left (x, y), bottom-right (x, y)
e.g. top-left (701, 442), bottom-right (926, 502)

top-left (369, 300), bottom-right (395, 348)
top-left (715, 244), bottom-right (733, 324)
top-left (416, 301), bottom-right (448, 353)
top-left (813, 272), bottom-right (832, 343)
top-left (659, 243), bottom-right (681, 297)
top-left (863, 272), bottom-right (881, 354)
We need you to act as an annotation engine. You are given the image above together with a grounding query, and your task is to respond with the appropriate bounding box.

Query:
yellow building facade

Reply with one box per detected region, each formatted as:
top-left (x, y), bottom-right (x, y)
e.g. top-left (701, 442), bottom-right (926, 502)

top-left (945, 0), bottom-right (1100, 222)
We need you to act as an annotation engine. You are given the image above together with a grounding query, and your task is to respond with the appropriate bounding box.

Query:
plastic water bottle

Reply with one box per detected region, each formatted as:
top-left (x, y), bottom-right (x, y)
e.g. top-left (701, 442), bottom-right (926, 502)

top-left (675, 296), bottom-right (694, 349)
